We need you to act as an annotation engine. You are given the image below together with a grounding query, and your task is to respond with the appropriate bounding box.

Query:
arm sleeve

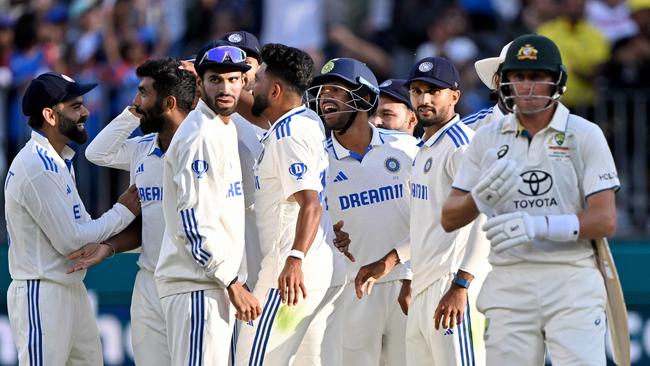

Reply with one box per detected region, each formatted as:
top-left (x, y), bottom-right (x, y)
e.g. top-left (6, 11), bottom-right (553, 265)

top-left (458, 214), bottom-right (490, 278)
top-left (170, 133), bottom-right (236, 287)
top-left (23, 172), bottom-right (136, 255)
top-left (85, 107), bottom-right (140, 171)
top-left (451, 137), bottom-right (484, 192)
top-left (274, 133), bottom-right (323, 200)
top-left (581, 126), bottom-right (620, 198)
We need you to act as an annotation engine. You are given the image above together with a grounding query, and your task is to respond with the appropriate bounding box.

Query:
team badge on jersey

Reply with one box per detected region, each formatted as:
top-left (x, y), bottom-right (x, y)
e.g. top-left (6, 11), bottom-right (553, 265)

top-left (423, 157), bottom-right (433, 173)
top-left (384, 157), bottom-right (400, 173)
top-left (192, 159), bottom-right (209, 179)
top-left (289, 162), bottom-right (307, 180)
top-left (554, 132), bottom-right (565, 146)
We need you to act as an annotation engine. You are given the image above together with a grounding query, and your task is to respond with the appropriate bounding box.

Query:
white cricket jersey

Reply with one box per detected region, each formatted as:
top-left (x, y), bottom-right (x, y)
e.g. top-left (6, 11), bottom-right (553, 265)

top-left (5, 131), bottom-right (135, 284)
top-left (254, 105), bottom-right (346, 291)
top-left (85, 107), bottom-right (167, 273)
top-left (155, 99), bottom-right (245, 298)
top-left (453, 102), bottom-right (620, 266)
top-left (409, 115), bottom-right (488, 296)
top-left (461, 104), bottom-right (505, 131)
top-left (326, 125), bottom-right (419, 284)
top-left (231, 113), bottom-right (265, 287)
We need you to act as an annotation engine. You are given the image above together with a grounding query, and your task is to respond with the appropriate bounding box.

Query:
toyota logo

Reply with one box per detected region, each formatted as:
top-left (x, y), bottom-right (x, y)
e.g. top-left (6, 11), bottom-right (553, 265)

top-left (518, 170), bottom-right (553, 196)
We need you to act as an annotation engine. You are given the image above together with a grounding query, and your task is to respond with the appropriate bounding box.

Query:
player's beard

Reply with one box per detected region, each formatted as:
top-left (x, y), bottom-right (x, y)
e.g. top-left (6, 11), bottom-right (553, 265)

top-left (57, 111), bottom-right (88, 144)
top-left (415, 104), bottom-right (448, 128)
top-left (251, 92), bottom-right (269, 117)
top-left (137, 100), bottom-right (165, 134)
top-left (200, 84), bottom-right (238, 117)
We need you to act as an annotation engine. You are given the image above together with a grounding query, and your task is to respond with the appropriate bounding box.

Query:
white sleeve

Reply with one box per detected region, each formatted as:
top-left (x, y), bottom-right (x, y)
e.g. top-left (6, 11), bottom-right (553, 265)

top-left (580, 126), bottom-right (620, 197)
top-left (170, 133), bottom-right (236, 288)
top-left (274, 132), bottom-right (323, 200)
top-left (458, 214), bottom-right (490, 278)
top-left (451, 136), bottom-right (484, 192)
top-left (85, 107), bottom-right (140, 171)
top-left (394, 236), bottom-right (411, 262)
top-left (23, 172), bottom-right (135, 255)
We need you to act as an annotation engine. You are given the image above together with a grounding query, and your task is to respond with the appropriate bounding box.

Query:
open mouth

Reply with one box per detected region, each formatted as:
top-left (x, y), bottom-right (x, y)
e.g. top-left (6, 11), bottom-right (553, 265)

top-left (321, 102), bottom-right (339, 115)
top-left (76, 122), bottom-right (86, 131)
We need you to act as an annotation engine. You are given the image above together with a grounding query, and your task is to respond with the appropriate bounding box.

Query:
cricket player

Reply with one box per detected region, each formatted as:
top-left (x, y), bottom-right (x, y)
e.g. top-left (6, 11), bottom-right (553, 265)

top-left (370, 78), bottom-right (418, 136)
top-left (71, 58), bottom-right (197, 366)
top-left (5, 72), bottom-right (140, 365)
top-left (461, 42), bottom-right (512, 130)
top-left (234, 43), bottom-right (346, 366)
top-left (154, 43), bottom-right (261, 366)
top-left (355, 57), bottom-right (489, 366)
top-left (307, 58), bottom-right (418, 365)
top-left (442, 34), bottom-right (619, 365)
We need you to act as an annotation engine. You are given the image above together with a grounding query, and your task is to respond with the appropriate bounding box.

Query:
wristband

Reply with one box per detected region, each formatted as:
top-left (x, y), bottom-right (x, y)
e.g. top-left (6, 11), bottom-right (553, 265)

top-left (101, 242), bottom-right (116, 259)
top-left (452, 275), bottom-right (470, 289)
top-left (288, 249), bottom-right (305, 260)
top-left (546, 214), bottom-right (580, 242)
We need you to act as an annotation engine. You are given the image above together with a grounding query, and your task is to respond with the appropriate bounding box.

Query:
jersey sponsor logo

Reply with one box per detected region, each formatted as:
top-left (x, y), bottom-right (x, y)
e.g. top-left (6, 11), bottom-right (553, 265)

top-left (226, 181), bottom-right (243, 198)
top-left (599, 172), bottom-right (618, 181)
top-left (384, 157), bottom-right (400, 173)
top-left (513, 197), bottom-right (558, 209)
top-left (289, 162), bottom-right (307, 180)
top-left (424, 157), bottom-right (433, 173)
top-left (135, 163), bottom-right (144, 174)
top-left (518, 170), bottom-right (553, 196)
top-left (73, 204), bottom-right (81, 219)
top-left (192, 159), bottom-right (209, 179)
top-left (138, 186), bottom-right (163, 202)
top-left (444, 328), bottom-right (454, 336)
top-left (332, 170), bottom-right (348, 182)
top-left (338, 184), bottom-right (404, 210)
top-left (4, 171), bottom-right (14, 190)
top-left (411, 182), bottom-right (429, 200)
top-left (497, 144), bottom-right (509, 159)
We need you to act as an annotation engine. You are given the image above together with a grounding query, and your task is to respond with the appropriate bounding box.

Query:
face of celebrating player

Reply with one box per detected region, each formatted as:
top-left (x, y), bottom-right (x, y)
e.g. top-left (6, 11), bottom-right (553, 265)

top-left (243, 56), bottom-right (260, 92)
top-left (251, 63), bottom-right (273, 117)
top-left (133, 76), bottom-right (166, 134)
top-left (505, 70), bottom-right (555, 114)
top-left (54, 96), bottom-right (89, 144)
top-left (317, 81), bottom-right (358, 131)
top-left (409, 80), bottom-right (459, 128)
top-left (199, 68), bottom-right (244, 116)
top-left (370, 96), bottom-right (413, 132)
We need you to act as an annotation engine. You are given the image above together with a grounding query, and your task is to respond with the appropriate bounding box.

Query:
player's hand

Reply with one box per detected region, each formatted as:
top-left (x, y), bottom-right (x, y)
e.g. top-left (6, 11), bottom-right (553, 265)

top-left (227, 281), bottom-right (262, 322)
top-left (66, 243), bottom-right (113, 273)
top-left (278, 257), bottom-right (307, 306)
top-left (483, 211), bottom-right (548, 252)
top-left (118, 185), bottom-right (141, 216)
top-left (471, 149), bottom-right (519, 214)
top-left (398, 280), bottom-right (412, 315)
top-left (434, 285), bottom-right (468, 330)
top-left (333, 220), bottom-right (355, 262)
top-left (354, 250), bottom-right (400, 299)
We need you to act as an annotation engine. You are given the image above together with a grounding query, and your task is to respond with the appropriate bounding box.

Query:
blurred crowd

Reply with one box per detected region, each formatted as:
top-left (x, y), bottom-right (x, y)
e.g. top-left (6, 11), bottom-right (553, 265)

top-left (0, 0), bottom-right (649, 221)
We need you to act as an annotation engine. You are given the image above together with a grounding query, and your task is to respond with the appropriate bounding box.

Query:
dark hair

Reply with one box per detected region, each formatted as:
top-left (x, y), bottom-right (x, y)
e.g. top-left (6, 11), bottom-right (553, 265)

top-left (136, 58), bottom-right (196, 113)
top-left (260, 43), bottom-right (314, 95)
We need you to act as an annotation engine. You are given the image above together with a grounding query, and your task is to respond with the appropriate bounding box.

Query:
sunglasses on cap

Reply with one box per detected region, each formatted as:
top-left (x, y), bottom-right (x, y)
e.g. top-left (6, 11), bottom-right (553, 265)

top-left (199, 46), bottom-right (247, 65)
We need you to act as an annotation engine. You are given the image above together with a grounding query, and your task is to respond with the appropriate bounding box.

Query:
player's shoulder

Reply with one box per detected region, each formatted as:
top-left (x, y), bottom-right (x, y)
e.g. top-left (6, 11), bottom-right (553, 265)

top-left (566, 113), bottom-right (603, 136)
top-left (461, 106), bottom-right (494, 128)
top-left (271, 107), bottom-right (323, 142)
top-left (441, 120), bottom-right (474, 149)
top-left (24, 142), bottom-right (63, 175)
top-left (376, 128), bottom-right (420, 155)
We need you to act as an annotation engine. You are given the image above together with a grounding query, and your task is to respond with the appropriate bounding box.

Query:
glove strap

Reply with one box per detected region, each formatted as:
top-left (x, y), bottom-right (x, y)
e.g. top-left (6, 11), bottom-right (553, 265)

top-left (546, 214), bottom-right (580, 242)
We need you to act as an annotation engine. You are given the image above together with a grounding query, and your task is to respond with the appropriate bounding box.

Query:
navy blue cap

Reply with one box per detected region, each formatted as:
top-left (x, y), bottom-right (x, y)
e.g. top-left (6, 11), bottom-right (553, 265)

top-left (406, 57), bottom-right (460, 90)
top-left (379, 79), bottom-right (411, 108)
top-left (194, 40), bottom-right (251, 74)
top-left (311, 58), bottom-right (379, 96)
top-left (22, 72), bottom-right (97, 117)
top-left (221, 31), bottom-right (261, 61)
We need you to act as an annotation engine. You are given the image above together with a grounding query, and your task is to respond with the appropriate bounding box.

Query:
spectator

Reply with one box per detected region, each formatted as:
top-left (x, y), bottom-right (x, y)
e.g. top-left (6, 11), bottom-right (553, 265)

top-left (587, 0), bottom-right (638, 42)
top-left (538, 0), bottom-right (610, 109)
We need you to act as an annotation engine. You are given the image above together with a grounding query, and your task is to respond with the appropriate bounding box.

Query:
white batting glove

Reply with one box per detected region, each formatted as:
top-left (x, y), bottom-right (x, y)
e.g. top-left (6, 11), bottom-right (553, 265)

top-left (482, 212), bottom-right (548, 252)
top-left (471, 149), bottom-right (520, 214)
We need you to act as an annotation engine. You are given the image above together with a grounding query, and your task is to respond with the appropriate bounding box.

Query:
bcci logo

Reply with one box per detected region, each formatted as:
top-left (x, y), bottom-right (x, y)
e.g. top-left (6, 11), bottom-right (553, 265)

top-left (289, 162), bottom-right (307, 180)
top-left (423, 157), bottom-right (433, 173)
top-left (518, 170), bottom-right (553, 196)
top-left (228, 33), bottom-right (243, 43)
top-left (418, 61), bottom-right (433, 72)
top-left (385, 157), bottom-right (400, 173)
top-left (192, 159), bottom-right (209, 179)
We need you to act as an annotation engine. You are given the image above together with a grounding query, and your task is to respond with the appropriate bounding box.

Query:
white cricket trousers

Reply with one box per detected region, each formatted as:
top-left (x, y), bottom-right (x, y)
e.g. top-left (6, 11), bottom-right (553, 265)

top-left (131, 269), bottom-right (171, 366)
top-left (342, 280), bottom-right (407, 366)
top-left (477, 263), bottom-right (607, 365)
top-left (7, 279), bottom-right (103, 366)
top-left (160, 288), bottom-right (234, 366)
top-left (406, 273), bottom-right (486, 366)
top-left (234, 285), bottom-right (344, 366)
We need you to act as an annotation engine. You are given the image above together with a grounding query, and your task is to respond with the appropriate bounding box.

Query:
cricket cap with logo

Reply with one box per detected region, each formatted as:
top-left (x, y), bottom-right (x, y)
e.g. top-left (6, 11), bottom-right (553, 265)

top-left (378, 79), bottom-right (412, 108)
top-left (194, 40), bottom-right (252, 75)
top-left (22, 72), bottom-right (97, 117)
top-left (405, 57), bottom-right (460, 90)
top-left (501, 34), bottom-right (566, 77)
top-left (221, 31), bottom-right (262, 61)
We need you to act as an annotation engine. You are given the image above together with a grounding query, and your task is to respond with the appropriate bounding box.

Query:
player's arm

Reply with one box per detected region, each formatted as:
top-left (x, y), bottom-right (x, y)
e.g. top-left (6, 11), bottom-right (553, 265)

top-left (85, 106), bottom-right (141, 170)
top-left (66, 216), bottom-right (143, 273)
top-left (23, 174), bottom-right (140, 255)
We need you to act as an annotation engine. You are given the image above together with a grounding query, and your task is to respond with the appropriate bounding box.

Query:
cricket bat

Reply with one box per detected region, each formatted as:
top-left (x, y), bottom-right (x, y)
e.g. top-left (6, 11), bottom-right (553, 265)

top-left (593, 238), bottom-right (630, 366)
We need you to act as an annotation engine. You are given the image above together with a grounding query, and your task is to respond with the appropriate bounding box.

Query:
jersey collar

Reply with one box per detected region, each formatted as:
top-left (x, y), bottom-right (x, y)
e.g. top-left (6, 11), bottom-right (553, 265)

top-left (501, 102), bottom-right (570, 134)
top-left (330, 123), bottom-right (384, 161)
top-left (146, 133), bottom-right (164, 158)
top-left (422, 114), bottom-right (461, 148)
top-left (196, 98), bottom-right (218, 120)
top-left (261, 105), bottom-right (306, 143)
top-left (31, 130), bottom-right (76, 161)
